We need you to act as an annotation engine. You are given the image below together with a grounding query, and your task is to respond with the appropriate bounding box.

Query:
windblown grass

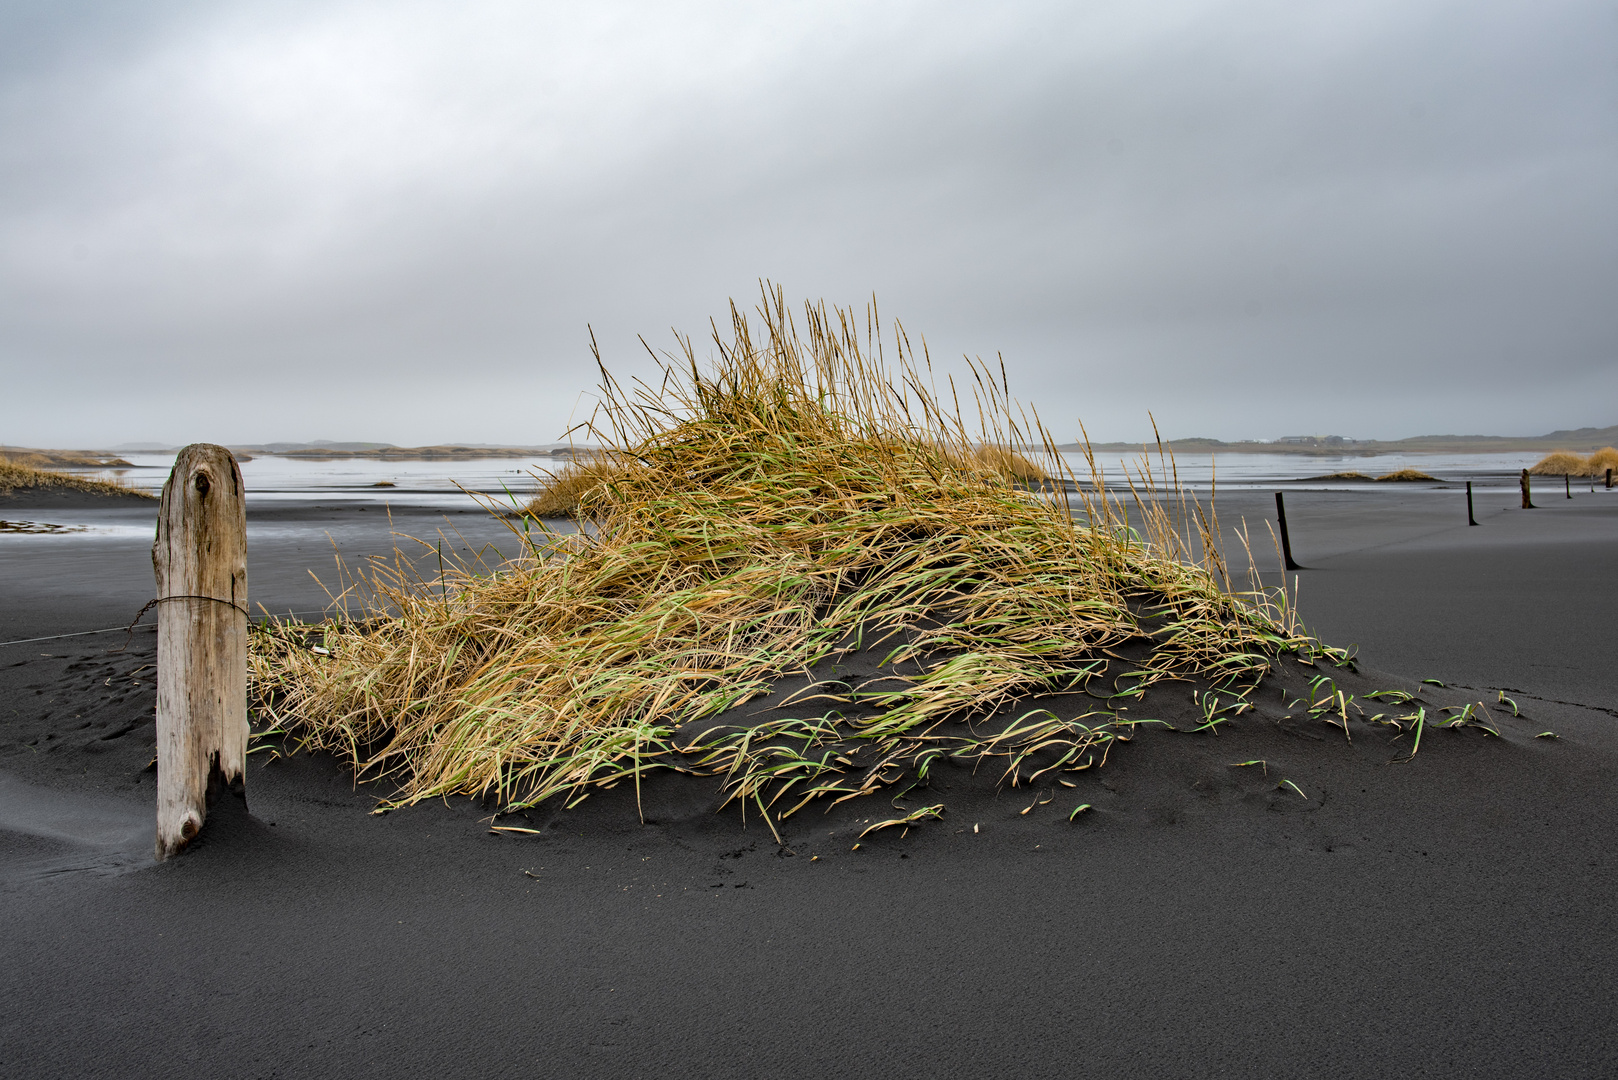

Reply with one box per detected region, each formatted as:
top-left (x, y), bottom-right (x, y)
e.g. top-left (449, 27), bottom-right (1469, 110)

top-left (1530, 448), bottom-right (1618, 477)
top-left (1529, 451), bottom-right (1592, 476)
top-left (0, 448), bottom-right (132, 468)
top-left (249, 290), bottom-right (1343, 824)
top-left (1375, 468), bottom-right (1439, 482)
top-left (942, 443), bottom-right (1048, 482)
top-left (526, 443), bottom-right (1046, 518)
top-left (0, 459), bottom-right (151, 498)
top-left (524, 454), bottom-right (619, 517)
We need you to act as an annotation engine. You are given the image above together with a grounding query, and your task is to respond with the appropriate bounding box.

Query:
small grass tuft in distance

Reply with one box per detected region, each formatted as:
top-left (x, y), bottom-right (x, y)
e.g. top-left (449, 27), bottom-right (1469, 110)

top-left (1298, 471), bottom-right (1373, 482)
top-left (1529, 451), bottom-right (1600, 477)
top-left (0, 459), bottom-right (152, 498)
top-left (522, 454), bottom-right (622, 517)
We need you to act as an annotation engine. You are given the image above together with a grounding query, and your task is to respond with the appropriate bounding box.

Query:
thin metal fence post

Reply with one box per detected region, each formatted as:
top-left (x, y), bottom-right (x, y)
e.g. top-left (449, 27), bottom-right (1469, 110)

top-left (1275, 491), bottom-right (1301, 571)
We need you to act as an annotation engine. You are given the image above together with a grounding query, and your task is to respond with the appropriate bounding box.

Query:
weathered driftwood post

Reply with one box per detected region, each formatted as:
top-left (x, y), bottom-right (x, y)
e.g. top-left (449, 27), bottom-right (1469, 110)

top-left (1520, 469), bottom-right (1535, 510)
top-left (153, 444), bottom-right (248, 860)
top-left (1466, 481), bottom-right (1478, 526)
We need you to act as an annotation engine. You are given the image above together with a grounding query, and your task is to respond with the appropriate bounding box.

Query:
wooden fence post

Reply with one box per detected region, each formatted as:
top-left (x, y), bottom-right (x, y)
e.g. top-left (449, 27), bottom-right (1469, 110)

top-left (153, 444), bottom-right (248, 860)
top-left (1520, 469), bottom-right (1535, 510)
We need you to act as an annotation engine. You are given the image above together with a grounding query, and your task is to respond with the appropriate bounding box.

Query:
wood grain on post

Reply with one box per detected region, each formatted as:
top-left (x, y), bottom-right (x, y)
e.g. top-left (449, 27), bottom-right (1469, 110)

top-left (153, 444), bottom-right (248, 860)
top-left (1520, 469), bottom-right (1534, 510)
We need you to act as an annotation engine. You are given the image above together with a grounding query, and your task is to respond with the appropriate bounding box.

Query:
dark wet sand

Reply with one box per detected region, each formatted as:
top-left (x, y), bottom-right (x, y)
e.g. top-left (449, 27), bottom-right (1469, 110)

top-left (2, 487), bottom-right (1616, 1078)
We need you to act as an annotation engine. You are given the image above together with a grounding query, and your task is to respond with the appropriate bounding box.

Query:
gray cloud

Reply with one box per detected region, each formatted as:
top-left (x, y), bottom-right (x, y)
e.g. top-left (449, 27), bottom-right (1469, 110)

top-left (2, 0), bottom-right (1614, 447)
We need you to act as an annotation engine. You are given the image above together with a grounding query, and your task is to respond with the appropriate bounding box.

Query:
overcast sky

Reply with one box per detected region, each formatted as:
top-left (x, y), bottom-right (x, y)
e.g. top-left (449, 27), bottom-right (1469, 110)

top-left (2, 0), bottom-right (1614, 448)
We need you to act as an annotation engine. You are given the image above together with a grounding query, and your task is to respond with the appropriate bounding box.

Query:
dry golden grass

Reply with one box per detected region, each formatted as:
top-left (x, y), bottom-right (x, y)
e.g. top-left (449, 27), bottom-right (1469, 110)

top-left (0, 448), bottom-right (132, 468)
top-left (523, 455), bottom-right (621, 517)
top-left (1529, 451), bottom-right (1592, 476)
top-left (1375, 469), bottom-right (1439, 482)
top-left (0, 459), bottom-right (152, 498)
top-left (1589, 447), bottom-right (1618, 476)
top-left (249, 290), bottom-right (1340, 822)
top-left (526, 443), bottom-right (1045, 518)
top-left (943, 443), bottom-right (1049, 482)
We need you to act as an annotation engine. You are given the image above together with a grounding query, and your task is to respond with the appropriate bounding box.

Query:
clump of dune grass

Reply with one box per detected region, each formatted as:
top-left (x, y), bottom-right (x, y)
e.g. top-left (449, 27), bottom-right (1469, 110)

top-left (1299, 471), bottom-right (1373, 482)
top-left (1376, 468), bottom-right (1439, 482)
top-left (0, 459), bottom-right (152, 498)
top-left (942, 442), bottom-right (1049, 482)
top-left (526, 443), bottom-right (1046, 519)
top-left (0, 448), bottom-right (132, 468)
top-left (523, 454), bottom-right (620, 517)
top-left (1530, 449), bottom-right (1618, 477)
top-left (249, 290), bottom-right (1343, 825)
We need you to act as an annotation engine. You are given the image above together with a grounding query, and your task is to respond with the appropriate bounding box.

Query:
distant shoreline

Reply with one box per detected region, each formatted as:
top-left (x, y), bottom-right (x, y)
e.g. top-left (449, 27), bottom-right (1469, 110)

top-left (8, 422), bottom-right (1614, 461)
top-left (1071, 424), bottom-right (1618, 457)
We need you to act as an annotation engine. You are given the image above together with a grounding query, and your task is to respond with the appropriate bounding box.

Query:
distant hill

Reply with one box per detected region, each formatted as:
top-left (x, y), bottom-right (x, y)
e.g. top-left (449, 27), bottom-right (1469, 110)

top-left (7, 441), bottom-right (590, 462)
top-left (1065, 424), bottom-right (1618, 456)
top-left (32, 423), bottom-right (1618, 461)
top-left (232, 442), bottom-right (574, 460)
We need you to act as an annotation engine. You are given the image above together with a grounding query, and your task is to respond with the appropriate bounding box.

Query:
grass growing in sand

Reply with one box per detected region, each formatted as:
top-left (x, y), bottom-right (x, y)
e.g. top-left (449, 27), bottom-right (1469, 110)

top-left (526, 439), bottom-right (1048, 518)
top-left (0, 459), bottom-right (152, 498)
top-left (1530, 449), bottom-right (1618, 477)
top-left (249, 291), bottom-right (1347, 826)
top-left (523, 455), bottom-right (619, 517)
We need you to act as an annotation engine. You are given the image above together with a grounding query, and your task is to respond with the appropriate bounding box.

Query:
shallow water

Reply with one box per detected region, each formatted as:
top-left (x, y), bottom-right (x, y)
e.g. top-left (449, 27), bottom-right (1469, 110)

top-left (0, 520), bottom-right (87, 535)
top-left (56, 448), bottom-right (1571, 506)
top-left (77, 452), bottom-right (559, 507)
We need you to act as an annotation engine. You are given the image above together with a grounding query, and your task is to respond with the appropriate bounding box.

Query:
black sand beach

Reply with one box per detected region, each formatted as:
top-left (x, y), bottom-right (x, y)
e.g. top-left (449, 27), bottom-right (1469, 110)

top-left (3, 486), bottom-right (1616, 1078)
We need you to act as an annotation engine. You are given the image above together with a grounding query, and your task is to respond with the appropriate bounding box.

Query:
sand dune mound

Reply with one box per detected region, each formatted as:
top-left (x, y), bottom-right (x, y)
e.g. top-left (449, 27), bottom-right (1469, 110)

top-left (0, 459), bottom-right (151, 499)
top-left (1531, 448), bottom-right (1618, 477)
top-left (1296, 471), bottom-right (1374, 482)
top-left (250, 292), bottom-right (1368, 829)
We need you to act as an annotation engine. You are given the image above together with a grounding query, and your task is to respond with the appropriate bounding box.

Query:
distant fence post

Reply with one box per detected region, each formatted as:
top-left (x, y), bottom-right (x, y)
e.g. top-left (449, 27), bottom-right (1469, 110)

top-left (1608, 468), bottom-right (1613, 490)
top-left (1566, 474), bottom-right (1572, 499)
top-left (1520, 469), bottom-right (1535, 510)
top-left (1466, 481), bottom-right (1478, 526)
top-left (1274, 492), bottom-right (1301, 571)
top-left (153, 444), bottom-right (248, 860)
